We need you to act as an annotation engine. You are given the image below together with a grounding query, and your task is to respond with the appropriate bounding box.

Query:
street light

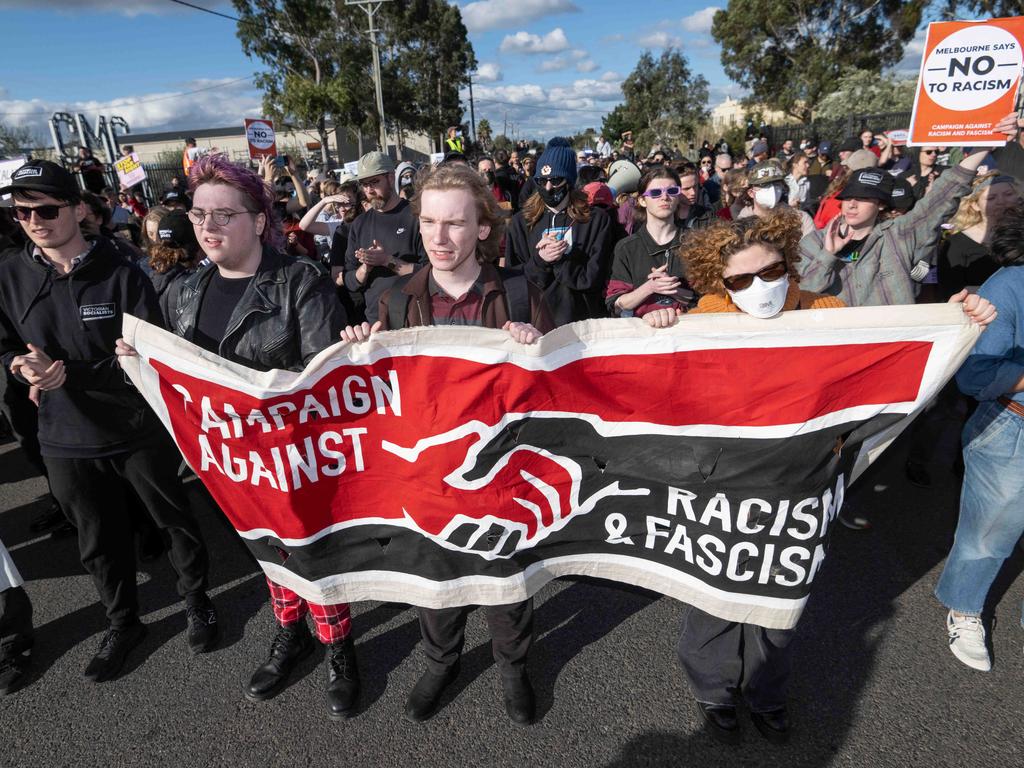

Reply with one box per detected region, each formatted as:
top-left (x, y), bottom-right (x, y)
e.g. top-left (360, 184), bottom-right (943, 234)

top-left (346, 0), bottom-right (392, 156)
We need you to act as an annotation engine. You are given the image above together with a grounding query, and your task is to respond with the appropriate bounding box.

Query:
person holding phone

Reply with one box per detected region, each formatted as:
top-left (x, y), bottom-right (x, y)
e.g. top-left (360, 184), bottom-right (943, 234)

top-left (605, 167), bottom-right (700, 317)
top-left (797, 113), bottom-right (1023, 308)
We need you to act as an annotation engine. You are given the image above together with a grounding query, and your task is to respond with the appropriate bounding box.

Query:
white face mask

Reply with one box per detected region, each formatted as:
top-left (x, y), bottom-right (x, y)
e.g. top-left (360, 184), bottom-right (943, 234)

top-left (753, 184), bottom-right (782, 209)
top-left (727, 276), bottom-right (790, 318)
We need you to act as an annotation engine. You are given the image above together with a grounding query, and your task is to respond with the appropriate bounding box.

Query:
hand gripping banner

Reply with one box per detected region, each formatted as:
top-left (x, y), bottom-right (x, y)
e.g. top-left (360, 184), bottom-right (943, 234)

top-left (120, 306), bottom-right (978, 630)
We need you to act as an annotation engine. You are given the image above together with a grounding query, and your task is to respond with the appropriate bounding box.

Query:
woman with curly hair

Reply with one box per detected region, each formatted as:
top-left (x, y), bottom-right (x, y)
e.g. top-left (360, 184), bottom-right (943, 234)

top-left (640, 211), bottom-right (994, 745)
top-left (140, 204), bottom-right (172, 256)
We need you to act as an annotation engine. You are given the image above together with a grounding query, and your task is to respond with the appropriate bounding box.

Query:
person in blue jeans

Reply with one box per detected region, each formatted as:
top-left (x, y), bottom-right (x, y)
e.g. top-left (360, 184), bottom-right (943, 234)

top-left (938, 204), bottom-right (1024, 671)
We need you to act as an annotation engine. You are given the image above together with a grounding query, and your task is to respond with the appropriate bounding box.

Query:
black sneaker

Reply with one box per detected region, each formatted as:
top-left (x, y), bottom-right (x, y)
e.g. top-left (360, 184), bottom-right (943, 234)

top-left (244, 622), bottom-right (314, 702)
top-left (83, 623), bottom-right (147, 683)
top-left (0, 645), bottom-right (32, 695)
top-left (185, 594), bottom-right (219, 654)
top-left (326, 636), bottom-right (360, 719)
top-left (29, 500), bottom-right (73, 535)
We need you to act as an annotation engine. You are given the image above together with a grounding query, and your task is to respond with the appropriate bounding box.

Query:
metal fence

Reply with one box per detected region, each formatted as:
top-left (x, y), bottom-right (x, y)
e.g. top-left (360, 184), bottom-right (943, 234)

top-left (765, 111), bottom-right (913, 150)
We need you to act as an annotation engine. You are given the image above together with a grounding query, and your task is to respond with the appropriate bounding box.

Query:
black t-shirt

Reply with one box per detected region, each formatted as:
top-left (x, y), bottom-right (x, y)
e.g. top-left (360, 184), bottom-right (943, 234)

top-left (328, 222), bottom-right (351, 268)
top-left (192, 272), bottom-right (251, 354)
top-left (78, 156), bottom-right (106, 193)
top-left (836, 236), bottom-right (867, 263)
top-left (343, 198), bottom-right (423, 294)
top-left (938, 232), bottom-right (999, 299)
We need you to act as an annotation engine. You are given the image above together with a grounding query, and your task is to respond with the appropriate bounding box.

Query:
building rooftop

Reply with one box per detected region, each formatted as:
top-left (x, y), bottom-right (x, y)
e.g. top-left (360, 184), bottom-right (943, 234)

top-left (125, 126), bottom-right (245, 143)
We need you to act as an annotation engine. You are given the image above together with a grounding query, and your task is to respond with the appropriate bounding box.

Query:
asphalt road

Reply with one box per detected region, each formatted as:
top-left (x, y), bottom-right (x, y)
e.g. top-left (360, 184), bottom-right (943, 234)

top-left (1, 428), bottom-right (1022, 768)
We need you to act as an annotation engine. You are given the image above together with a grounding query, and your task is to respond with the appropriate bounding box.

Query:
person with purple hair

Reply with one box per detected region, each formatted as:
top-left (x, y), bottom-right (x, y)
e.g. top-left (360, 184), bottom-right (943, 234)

top-left (116, 153), bottom-right (356, 718)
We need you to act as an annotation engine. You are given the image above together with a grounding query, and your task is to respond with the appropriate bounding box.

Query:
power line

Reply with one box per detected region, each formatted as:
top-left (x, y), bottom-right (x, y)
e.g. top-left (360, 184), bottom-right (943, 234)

top-left (167, 0), bottom-right (242, 22)
top-left (0, 76), bottom-right (256, 118)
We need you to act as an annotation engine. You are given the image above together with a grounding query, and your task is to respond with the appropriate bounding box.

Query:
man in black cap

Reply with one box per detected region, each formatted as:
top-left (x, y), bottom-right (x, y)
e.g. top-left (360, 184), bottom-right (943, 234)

top-left (0, 160), bottom-right (218, 683)
top-left (835, 137), bottom-right (862, 169)
top-left (343, 151), bottom-right (424, 323)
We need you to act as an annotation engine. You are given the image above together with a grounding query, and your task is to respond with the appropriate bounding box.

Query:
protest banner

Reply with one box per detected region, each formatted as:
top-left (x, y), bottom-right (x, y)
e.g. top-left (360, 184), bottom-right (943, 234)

top-left (908, 16), bottom-right (1024, 146)
top-left (113, 152), bottom-right (147, 189)
top-left (0, 158), bottom-right (26, 197)
top-left (244, 118), bottom-right (277, 159)
top-left (120, 306), bottom-right (978, 630)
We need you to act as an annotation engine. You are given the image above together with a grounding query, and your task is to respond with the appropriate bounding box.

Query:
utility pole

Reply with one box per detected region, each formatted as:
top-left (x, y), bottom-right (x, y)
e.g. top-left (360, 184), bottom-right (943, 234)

top-left (503, 111), bottom-right (508, 139)
top-left (468, 76), bottom-right (477, 145)
top-left (346, 0), bottom-right (393, 157)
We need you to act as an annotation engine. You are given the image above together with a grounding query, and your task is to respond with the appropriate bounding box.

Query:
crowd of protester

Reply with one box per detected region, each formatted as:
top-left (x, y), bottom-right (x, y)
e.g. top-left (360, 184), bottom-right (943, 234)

top-left (0, 110), bottom-right (1023, 747)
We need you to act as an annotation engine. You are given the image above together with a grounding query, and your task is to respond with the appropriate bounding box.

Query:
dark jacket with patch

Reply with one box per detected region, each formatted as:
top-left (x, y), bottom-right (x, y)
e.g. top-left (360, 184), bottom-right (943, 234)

top-left (174, 246), bottom-right (346, 373)
top-left (504, 205), bottom-right (612, 327)
top-left (0, 236), bottom-right (164, 457)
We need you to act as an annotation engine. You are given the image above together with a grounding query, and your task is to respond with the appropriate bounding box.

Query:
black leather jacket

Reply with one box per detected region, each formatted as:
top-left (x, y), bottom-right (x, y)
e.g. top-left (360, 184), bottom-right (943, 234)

top-left (174, 246), bottom-right (346, 372)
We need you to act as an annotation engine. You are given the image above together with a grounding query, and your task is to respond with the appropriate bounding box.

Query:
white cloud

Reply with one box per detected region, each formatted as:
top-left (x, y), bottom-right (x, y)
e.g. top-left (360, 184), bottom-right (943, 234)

top-left (894, 25), bottom-right (929, 74)
top-left (500, 27), bottom-right (571, 55)
top-left (569, 49), bottom-right (588, 60)
top-left (637, 31), bottom-right (682, 49)
top-left (600, 71), bottom-right (622, 82)
top-left (681, 7), bottom-right (720, 34)
top-left (474, 62), bottom-right (503, 83)
top-left (0, 78), bottom-right (262, 139)
top-left (539, 57), bottom-right (572, 73)
top-left (460, 0), bottom-right (580, 33)
top-left (576, 59), bottom-right (599, 73)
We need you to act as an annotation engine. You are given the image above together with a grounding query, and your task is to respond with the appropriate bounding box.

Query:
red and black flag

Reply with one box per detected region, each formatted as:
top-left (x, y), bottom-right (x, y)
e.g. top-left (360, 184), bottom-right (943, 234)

top-left (121, 305), bottom-right (978, 629)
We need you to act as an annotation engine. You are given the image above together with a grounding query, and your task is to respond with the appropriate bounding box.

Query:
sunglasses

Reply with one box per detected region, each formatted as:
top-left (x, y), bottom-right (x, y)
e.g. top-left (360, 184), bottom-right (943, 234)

top-left (13, 203), bottom-right (74, 221)
top-left (642, 186), bottom-right (681, 199)
top-left (722, 260), bottom-right (788, 292)
top-left (542, 177), bottom-right (567, 188)
top-left (921, 149), bottom-right (938, 155)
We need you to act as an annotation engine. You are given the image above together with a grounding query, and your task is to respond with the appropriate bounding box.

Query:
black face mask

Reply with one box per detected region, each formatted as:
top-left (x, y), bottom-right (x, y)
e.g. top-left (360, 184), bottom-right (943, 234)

top-left (483, 170), bottom-right (495, 185)
top-left (538, 184), bottom-right (568, 208)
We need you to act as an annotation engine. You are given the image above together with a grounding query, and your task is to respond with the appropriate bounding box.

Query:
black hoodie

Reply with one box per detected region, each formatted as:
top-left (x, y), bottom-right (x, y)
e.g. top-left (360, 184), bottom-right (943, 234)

top-left (0, 236), bottom-right (164, 458)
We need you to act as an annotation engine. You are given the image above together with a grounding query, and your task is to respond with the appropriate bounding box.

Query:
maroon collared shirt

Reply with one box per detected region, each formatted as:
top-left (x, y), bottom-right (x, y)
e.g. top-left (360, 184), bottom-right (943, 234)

top-left (429, 273), bottom-right (485, 326)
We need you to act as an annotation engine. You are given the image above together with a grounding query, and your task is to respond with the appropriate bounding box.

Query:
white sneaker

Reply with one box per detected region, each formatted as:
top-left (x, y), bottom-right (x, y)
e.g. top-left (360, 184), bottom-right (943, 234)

top-left (946, 611), bottom-right (991, 671)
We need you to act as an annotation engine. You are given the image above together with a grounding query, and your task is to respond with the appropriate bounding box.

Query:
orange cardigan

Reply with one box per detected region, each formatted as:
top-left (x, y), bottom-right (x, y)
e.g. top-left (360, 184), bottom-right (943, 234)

top-left (691, 282), bottom-right (846, 314)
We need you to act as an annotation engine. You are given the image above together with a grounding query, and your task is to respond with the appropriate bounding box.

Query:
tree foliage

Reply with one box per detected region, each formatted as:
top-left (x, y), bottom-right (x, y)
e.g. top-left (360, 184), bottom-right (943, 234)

top-left (233, 0), bottom-right (475, 165)
top-left (0, 122), bottom-right (34, 157)
top-left (814, 69), bottom-right (917, 121)
top-left (711, 0), bottom-right (927, 123)
top-left (603, 49), bottom-right (709, 151)
top-left (476, 118), bottom-right (492, 150)
top-left (942, 0), bottom-right (1019, 17)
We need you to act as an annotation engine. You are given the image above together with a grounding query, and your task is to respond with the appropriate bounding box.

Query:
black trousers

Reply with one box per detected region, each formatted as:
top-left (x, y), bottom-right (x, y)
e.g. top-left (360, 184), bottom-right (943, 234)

top-left (0, 586), bottom-right (33, 655)
top-left (44, 438), bottom-right (209, 629)
top-left (676, 604), bottom-right (795, 713)
top-left (417, 599), bottom-right (534, 677)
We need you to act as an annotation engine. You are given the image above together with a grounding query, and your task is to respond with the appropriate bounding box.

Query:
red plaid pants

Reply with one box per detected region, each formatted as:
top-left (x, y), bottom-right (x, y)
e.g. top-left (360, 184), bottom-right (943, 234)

top-left (266, 578), bottom-right (351, 644)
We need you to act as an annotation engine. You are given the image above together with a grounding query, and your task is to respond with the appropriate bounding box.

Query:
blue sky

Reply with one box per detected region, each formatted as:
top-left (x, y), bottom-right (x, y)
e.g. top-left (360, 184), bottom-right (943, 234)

top-left (0, 0), bottom-right (929, 143)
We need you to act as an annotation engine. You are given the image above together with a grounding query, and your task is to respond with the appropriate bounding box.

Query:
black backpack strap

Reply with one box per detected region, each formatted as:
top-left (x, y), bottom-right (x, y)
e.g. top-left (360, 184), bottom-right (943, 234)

top-left (496, 266), bottom-right (532, 324)
top-left (385, 274), bottom-right (415, 330)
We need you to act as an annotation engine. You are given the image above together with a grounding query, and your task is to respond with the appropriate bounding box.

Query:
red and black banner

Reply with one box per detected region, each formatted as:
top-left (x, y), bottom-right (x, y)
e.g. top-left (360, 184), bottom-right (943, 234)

top-left (121, 306), bottom-right (978, 629)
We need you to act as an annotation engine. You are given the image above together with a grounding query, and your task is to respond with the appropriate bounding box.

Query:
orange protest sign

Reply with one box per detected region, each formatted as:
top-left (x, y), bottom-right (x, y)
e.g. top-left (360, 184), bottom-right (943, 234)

top-left (908, 16), bottom-right (1024, 146)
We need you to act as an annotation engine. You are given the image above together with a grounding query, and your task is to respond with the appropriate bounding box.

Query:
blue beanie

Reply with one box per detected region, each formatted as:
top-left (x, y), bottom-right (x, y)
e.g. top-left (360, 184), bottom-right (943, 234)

top-left (535, 137), bottom-right (578, 186)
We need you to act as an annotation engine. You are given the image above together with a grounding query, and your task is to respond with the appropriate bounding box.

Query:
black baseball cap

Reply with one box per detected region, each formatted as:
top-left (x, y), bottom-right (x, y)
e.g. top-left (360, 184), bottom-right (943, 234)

top-left (156, 210), bottom-right (199, 251)
top-left (889, 176), bottom-right (915, 212)
top-left (837, 169), bottom-right (894, 203)
top-left (837, 137), bottom-right (861, 154)
top-left (0, 160), bottom-right (80, 200)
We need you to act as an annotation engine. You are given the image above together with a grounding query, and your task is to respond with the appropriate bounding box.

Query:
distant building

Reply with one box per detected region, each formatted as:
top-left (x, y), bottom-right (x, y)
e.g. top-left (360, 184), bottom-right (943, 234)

top-left (123, 124), bottom-right (434, 166)
top-left (710, 98), bottom-right (796, 130)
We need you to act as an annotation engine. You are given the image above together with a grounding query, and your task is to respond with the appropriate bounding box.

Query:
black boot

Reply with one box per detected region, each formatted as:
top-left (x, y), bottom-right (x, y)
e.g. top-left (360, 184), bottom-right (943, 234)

top-left (404, 662), bottom-right (460, 723)
top-left (185, 593), bottom-right (219, 654)
top-left (697, 702), bottom-right (740, 745)
top-left (0, 585), bottom-right (34, 695)
top-left (244, 622), bottom-right (313, 702)
top-left (750, 707), bottom-right (790, 744)
top-left (325, 636), bottom-right (360, 719)
top-left (502, 672), bottom-right (536, 725)
top-left (83, 622), bottom-right (147, 683)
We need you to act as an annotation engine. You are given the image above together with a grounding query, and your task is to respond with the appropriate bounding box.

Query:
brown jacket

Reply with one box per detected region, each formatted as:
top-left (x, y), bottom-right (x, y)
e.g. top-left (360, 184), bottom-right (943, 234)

top-left (377, 262), bottom-right (555, 332)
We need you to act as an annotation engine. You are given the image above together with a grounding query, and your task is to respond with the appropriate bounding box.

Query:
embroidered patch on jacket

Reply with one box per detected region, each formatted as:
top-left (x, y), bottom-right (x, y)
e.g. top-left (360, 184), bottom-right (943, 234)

top-left (80, 303), bottom-right (116, 321)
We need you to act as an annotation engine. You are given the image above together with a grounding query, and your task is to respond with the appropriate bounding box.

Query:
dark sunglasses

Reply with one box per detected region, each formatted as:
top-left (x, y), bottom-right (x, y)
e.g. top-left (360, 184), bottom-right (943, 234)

top-left (542, 177), bottom-right (567, 188)
top-left (12, 203), bottom-right (74, 221)
top-left (921, 149), bottom-right (938, 155)
top-left (642, 186), bottom-right (681, 199)
top-left (722, 260), bottom-right (788, 292)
